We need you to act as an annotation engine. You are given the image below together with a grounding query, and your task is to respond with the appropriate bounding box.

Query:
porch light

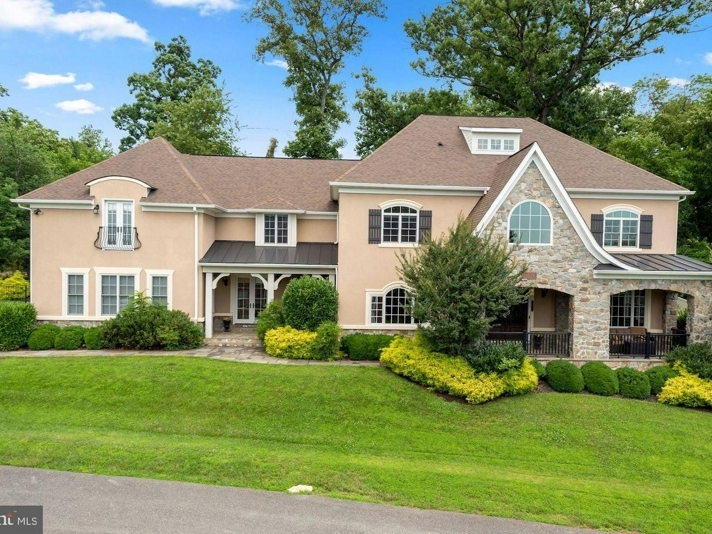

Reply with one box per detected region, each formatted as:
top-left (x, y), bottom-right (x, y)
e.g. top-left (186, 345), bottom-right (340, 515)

top-left (93, 204), bottom-right (100, 215)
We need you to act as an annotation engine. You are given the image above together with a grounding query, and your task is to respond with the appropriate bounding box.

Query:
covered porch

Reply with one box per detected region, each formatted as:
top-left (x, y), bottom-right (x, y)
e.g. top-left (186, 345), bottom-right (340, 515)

top-left (200, 241), bottom-right (337, 338)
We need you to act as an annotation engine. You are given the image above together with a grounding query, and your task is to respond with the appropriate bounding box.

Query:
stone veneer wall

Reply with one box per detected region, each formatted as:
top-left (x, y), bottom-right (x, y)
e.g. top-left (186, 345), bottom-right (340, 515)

top-left (485, 162), bottom-right (712, 359)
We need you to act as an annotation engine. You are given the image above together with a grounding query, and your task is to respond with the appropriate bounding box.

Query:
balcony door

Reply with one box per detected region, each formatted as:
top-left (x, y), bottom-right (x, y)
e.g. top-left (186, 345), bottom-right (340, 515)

top-left (234, 276), bottom-right (267, 323)
top-left (105, 201), bottom-right (133, 249)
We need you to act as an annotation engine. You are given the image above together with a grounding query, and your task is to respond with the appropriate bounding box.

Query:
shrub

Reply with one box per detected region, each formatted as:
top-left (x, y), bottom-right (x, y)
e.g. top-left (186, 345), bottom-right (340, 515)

top-left (156, 310), bottom-right (204, 350)
top-left (465, 342), bottom-right (526, 374)
top-left (677, 307), bottom-right (687, 331)
top-left (27, 324), bottom-right (61, 350)
top-left (529, 358), bottom-right (547, 379)
top-left (545, 360), bottom-right (584, 393)
top-left (0, 271), bottom-right (30, 300)
top-left (658, 365), bottom-right (712, 408)
top-left (0, 302), bottom-right (37, 351)
top-left (665, 343), bottom-right (712, 380)
top-left (282, 277), bottom-right (338, 331)
top-left (341, 333), bottom-right (394, 361)
top-left (501, 359), bottom-right (539, 396)
top-left (616, 367), bottom-right (651, 399)
top-left (312, 322), bottom-right (342, 361)
top-left (264, 326), bottom-right (317, 359)
top-left (84, 327), bottom-right (104, 350)
top-left (580, 361), bottom-right (619, 396)
top-left (54, 326), bottom-right (85, 350)
top-left (256, 299), bottom-right (285, 342)
top-left (645, 365), bottom-right (679, 395)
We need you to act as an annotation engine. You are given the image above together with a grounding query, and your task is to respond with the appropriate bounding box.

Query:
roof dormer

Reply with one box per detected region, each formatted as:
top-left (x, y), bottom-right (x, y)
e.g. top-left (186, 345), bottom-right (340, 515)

top-left (459, 127), bottom-right (522, 155)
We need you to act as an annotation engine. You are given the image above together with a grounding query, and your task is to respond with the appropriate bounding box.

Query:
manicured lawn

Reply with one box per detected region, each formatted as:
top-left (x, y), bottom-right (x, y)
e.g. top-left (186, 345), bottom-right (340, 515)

top-left (1, 357), bottom-right (710, 533)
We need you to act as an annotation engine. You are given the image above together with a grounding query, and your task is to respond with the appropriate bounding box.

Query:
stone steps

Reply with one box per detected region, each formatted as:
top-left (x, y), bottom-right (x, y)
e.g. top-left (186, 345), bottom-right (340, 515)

top-left (204, 326), bottom-right (262, 348)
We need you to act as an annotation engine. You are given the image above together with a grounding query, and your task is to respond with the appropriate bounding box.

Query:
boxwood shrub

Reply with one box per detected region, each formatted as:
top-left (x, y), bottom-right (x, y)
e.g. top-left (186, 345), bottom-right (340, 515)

top-left (0, 302), bottom-right (37, 351)
top-left (529, 358), bottom-right (547, 379)
top-left (83, 327), bottom-right (104, 350)
top-left (28, 324), bottom-right (62, 350)
top-left (282, 276), bottom-right (338, 331)
top-left (580, 361), bottom-right (619, 396)
top-left (54, 326), bottom-right (86, 350)
top-left (341, 333), bottom-right (394, 361)
top-left (256, 299), bottom-right (285, 342)
top-left (645, 365), bottom-right (679, 395)
top-left (616, 367), bottom-right (651, 399)
top-left (545, 360), bottom-right (584, 393)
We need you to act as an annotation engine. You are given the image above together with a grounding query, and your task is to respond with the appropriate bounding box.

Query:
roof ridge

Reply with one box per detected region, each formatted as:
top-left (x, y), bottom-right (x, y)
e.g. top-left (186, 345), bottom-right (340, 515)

top-left (157, 138), bottom-right (214, 204)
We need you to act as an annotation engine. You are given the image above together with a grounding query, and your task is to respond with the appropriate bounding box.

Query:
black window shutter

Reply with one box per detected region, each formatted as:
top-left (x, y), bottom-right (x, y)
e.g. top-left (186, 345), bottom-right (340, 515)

top-left (591, 214), bottom-right (604, 245)
top-left (368, 209), bottom-right (381, 244)
top-left (640, 215), bottom-right (653, 249)
top-left (418, 210), bottom-right (432, 242)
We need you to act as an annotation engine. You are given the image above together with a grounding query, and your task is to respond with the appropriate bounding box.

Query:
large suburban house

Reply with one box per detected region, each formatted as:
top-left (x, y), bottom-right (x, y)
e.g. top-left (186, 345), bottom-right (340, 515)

top-left (14, 115), bottom-right (712, 360)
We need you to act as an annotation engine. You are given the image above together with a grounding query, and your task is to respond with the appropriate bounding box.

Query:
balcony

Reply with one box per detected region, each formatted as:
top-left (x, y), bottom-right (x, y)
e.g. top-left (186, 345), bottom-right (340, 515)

top-left (94, 226), bottom-right (142, 251)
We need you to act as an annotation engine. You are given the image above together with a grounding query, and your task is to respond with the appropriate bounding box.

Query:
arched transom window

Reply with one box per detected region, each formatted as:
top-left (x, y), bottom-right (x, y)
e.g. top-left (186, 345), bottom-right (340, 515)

top-left (604, 210), bottom-right (639, 248)
top-left (509, 201), bottom-right (552, 244)
top-left (369, 286), bottom-right (415, 324)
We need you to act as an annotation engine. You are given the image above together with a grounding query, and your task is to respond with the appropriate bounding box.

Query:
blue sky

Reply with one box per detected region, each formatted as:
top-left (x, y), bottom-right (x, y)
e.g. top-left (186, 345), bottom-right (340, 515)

top-left (1, 0), bottom-right (711, 159)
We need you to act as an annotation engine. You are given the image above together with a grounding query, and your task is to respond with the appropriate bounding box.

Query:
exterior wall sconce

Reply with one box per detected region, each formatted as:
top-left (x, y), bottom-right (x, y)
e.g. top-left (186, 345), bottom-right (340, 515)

top-left (33, 208), bottom-right (43, 215)
top-left (93, 204), bottom-right (100, 215)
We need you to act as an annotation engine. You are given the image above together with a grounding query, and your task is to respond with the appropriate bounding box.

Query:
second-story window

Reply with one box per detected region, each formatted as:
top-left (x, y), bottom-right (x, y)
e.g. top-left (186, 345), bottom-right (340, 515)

top-left (105, 200), bottom-right (134, 250)
top-left (264, 214), bottom-right (289, 244)
top-left (509, 201), bottom-right (552, 245)
top-left (383, 206), bottom-right (418, 244)
top-left (604, 210), bottom-right (639, 248)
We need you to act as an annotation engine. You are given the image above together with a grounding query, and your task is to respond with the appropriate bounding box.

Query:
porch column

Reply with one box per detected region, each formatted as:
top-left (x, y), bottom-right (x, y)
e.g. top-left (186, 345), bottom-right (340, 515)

top-left (205, 272), bottom-right (214, 339)
top-left (663, 292), bottom-right (679, 333)
top-left (571, 290), bottom-right (610, 360)
top-left (267, 273), bottom-right (275, 302)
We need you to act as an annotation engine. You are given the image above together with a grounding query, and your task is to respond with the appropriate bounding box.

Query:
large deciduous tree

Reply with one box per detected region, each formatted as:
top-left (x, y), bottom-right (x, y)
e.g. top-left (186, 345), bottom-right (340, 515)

top-left (398, 217), bottom-right (528, 357)
top-left (248, 0), bottom-right (386, 159)
top-left (404, 0), bottom-right (712, 124)
top-left (112, 35), bottom-right (239, 154)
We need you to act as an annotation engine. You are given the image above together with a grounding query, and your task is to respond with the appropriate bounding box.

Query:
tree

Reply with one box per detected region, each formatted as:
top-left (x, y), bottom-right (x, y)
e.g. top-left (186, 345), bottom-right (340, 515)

top-left (111, 35), bottom-right (232, 152)
top-left (248, 0), bottom-right (386, 158)
top-left (55, 126), bottom-right (114, 176)
top-left (0, 83), bottom-right (7, 98)
top-left (398, 217), bottom-right (528, 357)
top-left (404, 0), bottom-right (712, 124)
top-left (151, 84), bottom-right (241, 155)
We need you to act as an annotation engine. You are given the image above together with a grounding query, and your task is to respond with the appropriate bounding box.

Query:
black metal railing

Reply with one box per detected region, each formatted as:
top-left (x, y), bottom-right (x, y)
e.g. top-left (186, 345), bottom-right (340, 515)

top-left (486, 331), bottom-right (572, 357)
top-left (94, 226), bottom-right (141, 250)
top-left (609, 332), bottom-right (688, 359)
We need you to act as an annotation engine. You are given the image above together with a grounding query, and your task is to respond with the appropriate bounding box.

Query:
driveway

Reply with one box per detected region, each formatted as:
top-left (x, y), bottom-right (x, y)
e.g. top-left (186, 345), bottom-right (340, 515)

top-left (0, 466), bottom-right (604, 534)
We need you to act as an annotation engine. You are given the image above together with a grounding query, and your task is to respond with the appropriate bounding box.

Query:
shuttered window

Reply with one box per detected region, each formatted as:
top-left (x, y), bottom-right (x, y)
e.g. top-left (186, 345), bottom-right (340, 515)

top-left (368, 206), bottom-right (431, 244)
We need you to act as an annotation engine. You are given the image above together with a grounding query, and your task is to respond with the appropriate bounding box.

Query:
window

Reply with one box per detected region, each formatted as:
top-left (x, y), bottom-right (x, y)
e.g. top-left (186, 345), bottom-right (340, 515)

top-left (604, 210), bottom-right (639, 248)
top-left (370, 287), bottom-right (415, 325)
top-left (490, 139), bottom-right (502, 150)
top-left (503, 139), bottom-right (514, 151)
top-left (477, 138), bottom-right (488, 150)
top-left (151, 276), bottom-right (168, 307)
top-left (264, 214), bottom-right (289, 244)
top-left (67, 274), bottom-right (84, 315)
top-left (101, 274), bottom-right (135, 315)
top-left (509, 201), bottom-right (552, 244)
top-left (104, 200), bottom-right (134, 250)
top-left (383, 206), bottom-right (418, 244)
top-left (610, 290), bottom-right (646, 327)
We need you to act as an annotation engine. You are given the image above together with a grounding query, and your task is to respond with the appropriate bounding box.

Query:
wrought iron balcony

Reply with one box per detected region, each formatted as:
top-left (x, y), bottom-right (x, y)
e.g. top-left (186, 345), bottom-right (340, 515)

top-left (94, 226), bottom-right (142, 251)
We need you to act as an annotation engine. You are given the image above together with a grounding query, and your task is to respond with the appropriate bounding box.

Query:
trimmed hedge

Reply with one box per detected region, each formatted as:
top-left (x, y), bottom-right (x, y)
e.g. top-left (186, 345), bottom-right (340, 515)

top-left (581, 361), bottom-right (619, 396)
top-left (0, 302), bottom-right (37, 351)
top-left (84, 327), bottom-right (104, 350)
top-left (545, 360), bottom-right (584, 393)
top-left (616, 367), bottom-right (651, 399)
top-left (282, 277), bottom-right (338, 331)
top-left (665, 343), bottom-right (712, 380)
top-left (28, 324), bottom-right (61, 350)
top-left (658, 365), bottom-right (712, 408)
top-left (264, 326), bottom-right (317, 359)
top-left (256, 299), bottom-right (285, 342)
top-left (645, 365), bottom-right (678, 396)
top-left (529, 358), bottom-right (547, 379)
top-left (54, 326), bottom-right (85, 350)
top-left (341, 333), bottom-right (394, 361)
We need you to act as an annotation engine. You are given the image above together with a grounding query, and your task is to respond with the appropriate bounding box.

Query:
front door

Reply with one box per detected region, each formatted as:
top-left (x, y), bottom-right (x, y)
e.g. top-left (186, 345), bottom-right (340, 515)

top-left (234, 276), bottom-right (267, 323)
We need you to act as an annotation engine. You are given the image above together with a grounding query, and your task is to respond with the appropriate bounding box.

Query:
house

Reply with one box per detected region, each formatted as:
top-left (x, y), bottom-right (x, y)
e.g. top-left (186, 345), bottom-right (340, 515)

top-left (14, 115), bottom-right (712, 360)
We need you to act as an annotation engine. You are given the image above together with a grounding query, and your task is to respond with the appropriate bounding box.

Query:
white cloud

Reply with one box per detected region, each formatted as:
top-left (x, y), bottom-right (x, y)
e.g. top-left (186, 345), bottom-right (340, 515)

top-left (77, 0), bottom-right (105, 8)
top-left (151, 0), bottom-right (242, 15)
top-left (0, 0), bottom-right (151, 42)
top-left (265, 59), bottom-right (288, 70)
top-left (667, 77), bottom-right (689, 88)
top-left (705, 52), bottom-right (712, 65)
top-left (20, 71), bottom-right (76, 89)
top-left (74, 82), bottom-right (94, 91)
top-left (56, 98), bottom-right (103, 114)
top-left (596, 81), bottom-right (632, 93)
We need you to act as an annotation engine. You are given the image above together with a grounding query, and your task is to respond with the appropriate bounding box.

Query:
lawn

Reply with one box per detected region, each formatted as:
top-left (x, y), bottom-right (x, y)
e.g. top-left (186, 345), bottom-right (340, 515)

top-left (1, 357), bottom-right (710, 533)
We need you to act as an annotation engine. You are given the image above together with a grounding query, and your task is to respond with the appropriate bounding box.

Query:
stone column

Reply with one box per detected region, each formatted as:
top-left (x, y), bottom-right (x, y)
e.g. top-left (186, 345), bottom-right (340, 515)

top-left (572, 291), bottom-right (610, 360)
top-left (663, 291), bottom-right (679, 333)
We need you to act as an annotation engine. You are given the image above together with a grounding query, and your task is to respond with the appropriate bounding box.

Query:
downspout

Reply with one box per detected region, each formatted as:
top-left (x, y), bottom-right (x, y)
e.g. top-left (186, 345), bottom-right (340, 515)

top-left (194, 206), bottom-right (199, 321)
top-left (17, 204), bottom-right (33, 304)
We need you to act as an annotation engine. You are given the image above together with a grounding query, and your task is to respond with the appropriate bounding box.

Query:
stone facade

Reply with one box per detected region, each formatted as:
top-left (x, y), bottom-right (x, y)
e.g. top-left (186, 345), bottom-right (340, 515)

top-left (486, 161), bottom-right (712, 360)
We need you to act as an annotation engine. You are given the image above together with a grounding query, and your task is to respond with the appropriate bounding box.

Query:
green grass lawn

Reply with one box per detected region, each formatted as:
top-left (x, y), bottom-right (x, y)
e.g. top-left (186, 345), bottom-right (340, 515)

top-left (1, 357), bottom-right (710, 533)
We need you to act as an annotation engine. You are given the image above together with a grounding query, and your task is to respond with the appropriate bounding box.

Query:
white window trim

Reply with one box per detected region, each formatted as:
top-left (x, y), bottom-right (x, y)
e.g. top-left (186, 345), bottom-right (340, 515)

top-left (145, 269), bottom-right (174, 310)
top-left (507, 200), bottom-right (553, 246)
top-left (102, 198), bottom-right (136, 251)
top-left (60, 268), bottom-right (90, 318)
top-left (365, 282), bottom-right (417, 329)
top-left (95, 267), bottom-right (142, 317)
top-left (601, 205), bottom-right (642, 250)
top-left (378, 200), bottom-right (421, 246)
top-left (255, 213), bottom-right (297, 246)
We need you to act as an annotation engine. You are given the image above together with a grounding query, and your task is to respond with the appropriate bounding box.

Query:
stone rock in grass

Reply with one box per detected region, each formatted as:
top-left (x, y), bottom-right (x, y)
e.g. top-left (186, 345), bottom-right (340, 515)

top-left (287, 485), bottom-right (313, 494)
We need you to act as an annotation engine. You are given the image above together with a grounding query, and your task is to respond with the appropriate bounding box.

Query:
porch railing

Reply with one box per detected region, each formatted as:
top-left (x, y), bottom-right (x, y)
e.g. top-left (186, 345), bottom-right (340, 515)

top-left (94, 226), bottom-right (142, 251)
top-left (609, 332), bottom-right (688, 359)
top-left (486, 331), bottom-right (572, 357)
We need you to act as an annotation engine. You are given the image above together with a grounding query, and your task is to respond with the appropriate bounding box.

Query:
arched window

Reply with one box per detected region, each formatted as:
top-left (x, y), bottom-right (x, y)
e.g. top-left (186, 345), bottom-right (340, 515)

top-left (382, 206), bottom-right (418, 244)
top-left (369, 286), bottom-right (415, 324)
top-left (604, 209), bottom-right (639, 248)
top-left (509, 201), bottom-right (552, 244)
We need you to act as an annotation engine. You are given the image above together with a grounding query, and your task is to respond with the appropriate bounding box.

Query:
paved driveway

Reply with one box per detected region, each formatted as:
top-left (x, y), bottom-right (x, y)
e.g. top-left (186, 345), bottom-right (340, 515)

top-left (0, 466), bottom-right (604, 534)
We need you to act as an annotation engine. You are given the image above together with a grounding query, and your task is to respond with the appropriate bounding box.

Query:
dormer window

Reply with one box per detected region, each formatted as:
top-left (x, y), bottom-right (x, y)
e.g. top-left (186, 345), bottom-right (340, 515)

top-left (256, 213), bottom-right (297, 246)
top-left (460, 127), bottom-right (522, 155)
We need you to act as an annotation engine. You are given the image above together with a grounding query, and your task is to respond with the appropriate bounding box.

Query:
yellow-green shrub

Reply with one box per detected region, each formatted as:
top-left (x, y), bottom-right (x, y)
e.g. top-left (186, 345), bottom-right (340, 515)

top-left (0, 271), bottom-right (30, 300)
top-left (264, 326), bottom-right (317, 359)
top-left (658, 364), bottom-right (712, 408)
top-left (380, 336), bottom-right (537, 404)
